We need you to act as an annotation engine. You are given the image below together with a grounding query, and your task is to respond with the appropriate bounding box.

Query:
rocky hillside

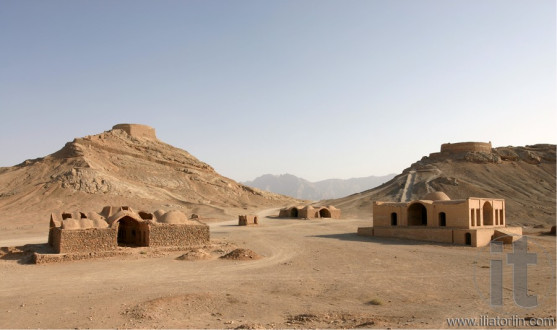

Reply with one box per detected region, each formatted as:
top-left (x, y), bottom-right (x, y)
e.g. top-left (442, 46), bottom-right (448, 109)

top-left (328, 144), bottom-right (556, 226)
top-left (0, 124), bottom-right (298, 233)
top-left (243, 173), bottom-right (396, 200)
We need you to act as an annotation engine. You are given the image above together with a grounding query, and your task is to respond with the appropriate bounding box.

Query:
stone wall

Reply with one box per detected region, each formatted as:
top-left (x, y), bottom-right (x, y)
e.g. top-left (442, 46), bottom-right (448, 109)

top-left (360, 223), bottom-right (521, 247)
top-left (440, 142), bottom-right (492, 154)
top-left (279, 208), bottom-right (296, 218)
top-left (373, 227), bottom-right (455, 244)
top-left (279, 206), bottom-right (341, 219)
top-left (373, 198), bottom-right (505, 229)
top-left (357, 227), bottom-right (374, 236)
top-left (238, 215), bottom-right (258, 226)
top-left (112, 124), bottom-right (156, 139)
top-left (149, 224), bottom-right (209, 247)
top-left (328, 208), bottom-right (342, 219)
top-left (48, 227), bottom-right (61, 251)
top-left (34, 250), bottom-right (131, 264)
top-left (50, 227), bottom-right (117, 253)
top-left (452, 228), bottom-right (496, 247)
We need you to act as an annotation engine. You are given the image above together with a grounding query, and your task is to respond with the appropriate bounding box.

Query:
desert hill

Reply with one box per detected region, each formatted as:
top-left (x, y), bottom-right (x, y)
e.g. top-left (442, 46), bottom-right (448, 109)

top-left (0, 124), bottom-right (298, 237)
top-left (242, 173), bottom-right (396, 200)
top-left (328, 142), bottom-right (556, 226)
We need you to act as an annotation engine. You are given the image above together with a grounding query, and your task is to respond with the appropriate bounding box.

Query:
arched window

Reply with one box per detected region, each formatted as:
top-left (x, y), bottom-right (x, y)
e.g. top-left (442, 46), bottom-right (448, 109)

top-left (483, 202), bottom-right (493, 226)
top-left (408, 203), bottom-right (427, 226)
top-left (290, 208), bottom-right (298, 218)
top-left (319, 208), bottom-right (332, 218)
top-left (439, 212), bottom-right (446, 227)
top-left (391, 213), bottom-right (398, 226)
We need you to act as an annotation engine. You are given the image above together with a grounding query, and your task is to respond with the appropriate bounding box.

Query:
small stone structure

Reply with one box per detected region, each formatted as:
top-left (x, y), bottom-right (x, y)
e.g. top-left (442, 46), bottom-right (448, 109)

top-left (112, 123), bottom-right (157, 139)
top-left (357, 191), bottom-right (522, 247)
top-left (278, 205), bottom-right (341, 219)
top-left (429, 141), bottom-right (492, 158)
top-left (48, 206), bottom-right (209, 253)
top-left (238, 215), bottom-right (258, 226)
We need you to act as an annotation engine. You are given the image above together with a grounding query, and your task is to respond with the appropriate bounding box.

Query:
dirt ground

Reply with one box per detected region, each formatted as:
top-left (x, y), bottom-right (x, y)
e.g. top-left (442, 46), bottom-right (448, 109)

top-left (0, 208), bottom-right (555, 329)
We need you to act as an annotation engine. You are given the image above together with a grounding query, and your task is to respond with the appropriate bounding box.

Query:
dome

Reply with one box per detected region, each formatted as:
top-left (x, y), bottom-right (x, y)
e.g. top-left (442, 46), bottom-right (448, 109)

top-left (159, 210), bottom-right (188, 224)
top-left (78, 218), bottom-right (95, 229)
top-left (61, 219), bottom-right (81, 230)
top-left (88, 214), bottom-right (108, 228)
top-left (422, 191), bottom-right (451, 201)
top-left (87, 212), bottom-right (105, 221)
top-left (154, 209), bottom-right (166, 219)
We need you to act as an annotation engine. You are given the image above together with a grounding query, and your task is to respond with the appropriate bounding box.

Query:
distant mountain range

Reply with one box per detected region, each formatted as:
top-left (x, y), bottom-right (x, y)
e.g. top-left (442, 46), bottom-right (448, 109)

top-left (242, 173), bottom-right (397, 200)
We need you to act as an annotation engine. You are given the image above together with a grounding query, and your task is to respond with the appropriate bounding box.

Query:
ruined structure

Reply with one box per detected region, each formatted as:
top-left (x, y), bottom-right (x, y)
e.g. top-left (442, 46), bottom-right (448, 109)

top-left (428, 141), bottom-right (492, 158)
top-left (112, 123), bottom-right (157, 139)
top-left (357, 192), bottom-right (522, 247)
top-left (278, 205), bottom-right (341, 219)
top-left (48, 206), bottom-right (209, 253)
top-left (238, 215), bottom-right (258, 226)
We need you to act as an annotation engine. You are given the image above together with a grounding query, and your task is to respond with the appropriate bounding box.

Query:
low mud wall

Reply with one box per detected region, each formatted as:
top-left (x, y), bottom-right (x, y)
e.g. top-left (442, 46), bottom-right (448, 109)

top-left (149, 224), bottom-right (209, 247)
top-left (50, 227), bottom-right (117, 253)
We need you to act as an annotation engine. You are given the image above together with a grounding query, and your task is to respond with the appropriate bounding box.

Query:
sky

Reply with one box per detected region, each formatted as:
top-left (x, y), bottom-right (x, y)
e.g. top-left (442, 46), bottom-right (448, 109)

top-left (0, 0), bottom-right (555, 182)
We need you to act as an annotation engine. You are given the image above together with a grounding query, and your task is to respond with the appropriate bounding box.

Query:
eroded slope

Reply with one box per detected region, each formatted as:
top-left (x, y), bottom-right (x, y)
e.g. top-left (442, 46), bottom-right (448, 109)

top-left (330, 144), bottom-right (556, 226)
top-left (0, 127), bottom-right (297, 233)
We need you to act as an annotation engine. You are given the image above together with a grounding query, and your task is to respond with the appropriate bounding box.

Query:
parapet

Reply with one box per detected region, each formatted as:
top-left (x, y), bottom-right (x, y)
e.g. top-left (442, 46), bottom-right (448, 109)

top-left (440, 142), bottom-right (492, 154)
top-left (112, 124), bottom-right (157, 139)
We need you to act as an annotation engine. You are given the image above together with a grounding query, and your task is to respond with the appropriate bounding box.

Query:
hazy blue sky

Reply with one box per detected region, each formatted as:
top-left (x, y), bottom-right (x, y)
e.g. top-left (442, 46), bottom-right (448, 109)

top-left (1, 0), bottom-right (555, 182)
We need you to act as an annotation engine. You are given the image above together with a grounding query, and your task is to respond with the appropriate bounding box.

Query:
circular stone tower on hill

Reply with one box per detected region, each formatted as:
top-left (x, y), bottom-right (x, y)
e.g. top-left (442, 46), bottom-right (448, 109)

top-left (440, 141), bottom-right (492, 154)
top-left (112, 124), bottom-right (157, 139)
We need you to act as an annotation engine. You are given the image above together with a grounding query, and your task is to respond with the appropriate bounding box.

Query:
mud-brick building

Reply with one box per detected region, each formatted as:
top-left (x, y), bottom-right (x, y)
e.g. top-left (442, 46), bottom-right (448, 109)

top-left (48, 206), bottom-right (209, 253)
top-left (278, 205), bottom-right (341, 219)
top-left (238, 215), bottom-right (258, 226)
top-left (357, 192), bottom-right (522, 247)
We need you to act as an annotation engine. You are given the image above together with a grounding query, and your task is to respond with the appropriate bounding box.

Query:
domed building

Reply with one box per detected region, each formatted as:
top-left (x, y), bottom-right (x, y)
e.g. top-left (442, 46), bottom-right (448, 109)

top-left (357, 191), bottom-right (522, 247)
top-left (159, 210), bottom-right (189, 224)
top-left (48, 206), bottom-right (209, 254)
top-left (421, 191), bottom-right (451, 201)
top-left (278, 205), bottom-right (341, 219)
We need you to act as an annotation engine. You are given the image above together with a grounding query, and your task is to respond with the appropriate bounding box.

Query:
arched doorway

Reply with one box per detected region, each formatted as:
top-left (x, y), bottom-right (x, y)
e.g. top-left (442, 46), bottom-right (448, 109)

top-left (439, 212), bottom-right (446, 227)
top-left (319, 208), bottom-right (332, 218)
top-left (391, 212), bottom-right (398, 226)
top-left (408, 203), bottom-right (427, 226)
top-left (116, 216), bottom-right (147, 246)
top-left (465, 233), bottom-right (472, 246)
top-left (483, 202), bottom-right (493, 226)
top-left (290, 208), bottom-right (298, 218)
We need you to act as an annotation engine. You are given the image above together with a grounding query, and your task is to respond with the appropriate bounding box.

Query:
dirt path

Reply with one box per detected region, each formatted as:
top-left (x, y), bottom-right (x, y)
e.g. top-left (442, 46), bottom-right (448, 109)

top-left (400, 170), bottom-right (416, 202)
top-left (0, 236), bottom-right (46, 247)
top-left (0, 211), bottom-right (555, 328)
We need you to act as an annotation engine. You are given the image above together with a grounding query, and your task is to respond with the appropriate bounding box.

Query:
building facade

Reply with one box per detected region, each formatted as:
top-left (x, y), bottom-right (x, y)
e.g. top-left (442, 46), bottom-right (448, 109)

top-left (278, 205), bottom-right (341, 219)
top-left (238, 215), bottom-right (258, 226)
top-left (48, 206), bottom-right (209, 253)
top-left (358, 192), bottom-right (522, 247)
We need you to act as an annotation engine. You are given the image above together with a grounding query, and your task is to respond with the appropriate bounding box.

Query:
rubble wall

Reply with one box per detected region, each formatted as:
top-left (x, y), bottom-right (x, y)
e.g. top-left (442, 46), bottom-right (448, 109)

top-left (51, 228), bottom-right (117, 253)
top-left (148, 224), bottom-right (209, 247)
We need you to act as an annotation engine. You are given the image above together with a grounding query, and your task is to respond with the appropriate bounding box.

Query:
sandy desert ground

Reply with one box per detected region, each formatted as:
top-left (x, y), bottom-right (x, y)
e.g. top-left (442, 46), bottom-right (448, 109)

top-left (0, 208), bottom-right (555, 329)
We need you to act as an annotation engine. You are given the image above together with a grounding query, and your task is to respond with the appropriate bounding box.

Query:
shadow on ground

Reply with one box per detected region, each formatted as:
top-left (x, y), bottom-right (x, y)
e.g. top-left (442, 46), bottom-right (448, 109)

top-left (0, 244), bottom-right (53, 264)
top-left (309, 233), bottom-right (457, 247)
